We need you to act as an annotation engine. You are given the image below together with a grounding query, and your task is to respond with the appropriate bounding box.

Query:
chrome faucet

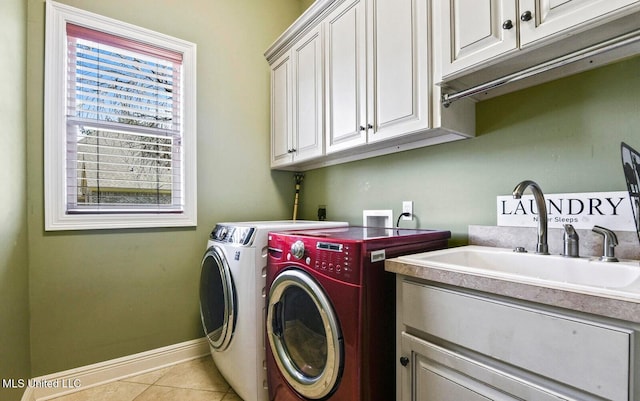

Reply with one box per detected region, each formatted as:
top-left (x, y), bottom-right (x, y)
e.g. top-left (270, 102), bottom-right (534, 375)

top-left (513, 180), bottom-right (549, 255)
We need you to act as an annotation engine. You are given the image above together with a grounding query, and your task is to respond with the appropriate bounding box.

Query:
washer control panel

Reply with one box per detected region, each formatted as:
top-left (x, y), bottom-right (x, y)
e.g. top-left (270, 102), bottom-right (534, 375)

top-left (210, 224), bottom-right (256, 246)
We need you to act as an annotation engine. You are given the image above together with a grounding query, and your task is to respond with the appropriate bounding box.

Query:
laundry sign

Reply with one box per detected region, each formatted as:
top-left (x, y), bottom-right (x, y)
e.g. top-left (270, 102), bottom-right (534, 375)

top-left (497, 191), bottom-right (636, 231)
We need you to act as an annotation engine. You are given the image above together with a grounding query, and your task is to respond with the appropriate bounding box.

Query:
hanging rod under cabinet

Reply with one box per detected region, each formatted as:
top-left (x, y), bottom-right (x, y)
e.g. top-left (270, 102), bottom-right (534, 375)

top-left (441, 30), bottom-right (640, 107)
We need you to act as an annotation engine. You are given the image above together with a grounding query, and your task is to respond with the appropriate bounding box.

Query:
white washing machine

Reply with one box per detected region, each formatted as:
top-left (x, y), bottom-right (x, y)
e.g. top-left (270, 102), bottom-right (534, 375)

top-left (199, 220), bottom-right (347, 401)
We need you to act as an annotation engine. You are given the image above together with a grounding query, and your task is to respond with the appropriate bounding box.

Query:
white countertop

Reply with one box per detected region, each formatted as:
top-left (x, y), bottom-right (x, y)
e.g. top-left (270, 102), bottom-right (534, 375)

top-left (386, 255), bottom-right (640, 324)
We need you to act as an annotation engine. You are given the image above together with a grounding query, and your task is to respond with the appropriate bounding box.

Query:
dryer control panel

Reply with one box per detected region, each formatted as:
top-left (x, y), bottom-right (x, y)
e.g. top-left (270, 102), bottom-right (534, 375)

top-left (269, 234), bottom-right (362, 286)
top-left (305, 239), bottom-right (362, 285)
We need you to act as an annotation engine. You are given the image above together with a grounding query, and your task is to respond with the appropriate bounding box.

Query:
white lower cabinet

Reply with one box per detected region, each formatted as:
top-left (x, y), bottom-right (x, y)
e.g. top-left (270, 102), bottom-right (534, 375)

top-left (397, 279), bottom-right (635, 401)
top-left (402, 334), bottom-right (567, 401)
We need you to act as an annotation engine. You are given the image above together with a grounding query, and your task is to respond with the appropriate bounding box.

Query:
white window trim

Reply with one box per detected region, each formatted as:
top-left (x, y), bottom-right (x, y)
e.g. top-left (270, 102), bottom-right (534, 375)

top-left (44, 0), bottom-right (197, 231)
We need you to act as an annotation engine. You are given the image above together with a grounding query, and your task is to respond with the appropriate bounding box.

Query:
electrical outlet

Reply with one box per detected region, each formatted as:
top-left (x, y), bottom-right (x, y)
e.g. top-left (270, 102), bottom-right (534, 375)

top-left (402, 201), bottom-right (413, 220)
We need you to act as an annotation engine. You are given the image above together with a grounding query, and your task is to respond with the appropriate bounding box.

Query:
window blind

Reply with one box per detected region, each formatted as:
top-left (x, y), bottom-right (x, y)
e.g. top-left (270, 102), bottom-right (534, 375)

top-left (66, 23), bottom-right (184, 213)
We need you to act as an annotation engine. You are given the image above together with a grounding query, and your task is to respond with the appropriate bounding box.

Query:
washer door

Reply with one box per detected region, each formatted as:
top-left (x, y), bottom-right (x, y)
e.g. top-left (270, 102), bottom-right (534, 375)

top-left (267, 269), bottom-right (343, 400)
top-left (199, 246), bottom-right (236, 351)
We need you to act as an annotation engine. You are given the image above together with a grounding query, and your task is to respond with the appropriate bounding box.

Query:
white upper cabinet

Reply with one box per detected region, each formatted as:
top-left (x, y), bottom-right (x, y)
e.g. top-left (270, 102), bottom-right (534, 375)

top-left (440, 0), bottom-right (517, 78)
top-left (325, 0), bottom-right (431, 153)
top-left (367, 0), bottom-right (430, 143)
top-left (519, 0), bottom-right (640, 46)
top-left (292, 26), bottom-right (325, 163)
top-left (324, 0), bottom-right (368, 153)
top-left (265, 0), bottom-right (475, 170)
top-left (267, 0), bottom-right (639, 169)
top-left (270, 52), bottom-right (293, 168)
top-left (439, 0), bottom-right (640, 81)
top-left (270, 26), bottom-right (324, 168)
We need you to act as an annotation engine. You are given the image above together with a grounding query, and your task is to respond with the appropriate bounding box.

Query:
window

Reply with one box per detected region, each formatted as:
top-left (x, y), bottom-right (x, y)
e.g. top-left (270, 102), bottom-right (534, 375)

top-left (45, 1), bottom-right (197, 230)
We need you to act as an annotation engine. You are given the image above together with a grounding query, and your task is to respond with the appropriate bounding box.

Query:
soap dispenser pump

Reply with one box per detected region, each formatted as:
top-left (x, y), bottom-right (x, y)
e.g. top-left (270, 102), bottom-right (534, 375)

top-left (562, 224), bottom-right (579, 258)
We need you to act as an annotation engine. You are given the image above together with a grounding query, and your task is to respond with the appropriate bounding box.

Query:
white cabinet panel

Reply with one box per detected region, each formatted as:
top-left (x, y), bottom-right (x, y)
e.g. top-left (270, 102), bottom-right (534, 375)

top-left (368, 0), bottom-right (430, 142)
top-left (440, 0), bottom-right (517, 77)
top-left (270, 53), bottom-right (293, 167)
top-left (417, 368), bottom-right (492, 401)
top-left (326, 0), bottom-right (433, 151)
top-left (325, 0), bottom-right (367, 153)
top-left (401, 332), bottom-right (569, 401)
top-left (402, 281), bottom-right (632, 401)
top-left (519, 0), bottom-right (640, 46)
top-left (265, 0), bottom-right (475, 170)
top-left (373, 0), bottom-right (414, 130)
top-left (292, 27), bottom-right (324, 162)
top-left (270, 27), bottom-right (324, 168)
top-left (440, 0), bottom-right (640, 80)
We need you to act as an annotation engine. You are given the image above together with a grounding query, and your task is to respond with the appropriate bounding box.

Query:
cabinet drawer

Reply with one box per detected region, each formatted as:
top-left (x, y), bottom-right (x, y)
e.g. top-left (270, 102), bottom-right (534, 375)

top-left (402, 281), bottom-right (632, 401)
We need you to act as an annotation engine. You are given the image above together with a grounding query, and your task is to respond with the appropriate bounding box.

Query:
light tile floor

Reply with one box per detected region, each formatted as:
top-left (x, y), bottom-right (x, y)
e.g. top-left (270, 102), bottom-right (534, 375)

top-left (51, 357), bottom-right (241, 401)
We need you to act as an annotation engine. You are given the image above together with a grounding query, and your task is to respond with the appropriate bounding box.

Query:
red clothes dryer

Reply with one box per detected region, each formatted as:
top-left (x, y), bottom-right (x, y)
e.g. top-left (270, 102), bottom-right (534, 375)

top-left (265, 226), bottom-right (450, 401)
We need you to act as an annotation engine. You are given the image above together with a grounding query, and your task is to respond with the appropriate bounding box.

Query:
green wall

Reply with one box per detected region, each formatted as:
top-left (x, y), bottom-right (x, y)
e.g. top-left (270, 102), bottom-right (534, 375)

top-left (11, 0), bottom-right (640, 390)
top-left (300, 0), bottom-right (317, 12)
top-left (0, 0), bottom-right (30, 400)
top-left (26, 0), bottom-right (301, 375)
top-left (299, 56), bottom-right (640, 246)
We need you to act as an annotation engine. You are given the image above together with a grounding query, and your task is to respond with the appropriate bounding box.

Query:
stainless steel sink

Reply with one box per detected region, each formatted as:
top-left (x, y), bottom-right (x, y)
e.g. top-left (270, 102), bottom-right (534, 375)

top-left (398, 246), bottom-right (640, 299)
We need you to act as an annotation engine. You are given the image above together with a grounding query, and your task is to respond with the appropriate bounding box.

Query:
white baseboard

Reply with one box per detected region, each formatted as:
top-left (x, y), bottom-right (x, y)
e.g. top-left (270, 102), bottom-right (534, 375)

top-left (21, 337), bottom-right (210, 401)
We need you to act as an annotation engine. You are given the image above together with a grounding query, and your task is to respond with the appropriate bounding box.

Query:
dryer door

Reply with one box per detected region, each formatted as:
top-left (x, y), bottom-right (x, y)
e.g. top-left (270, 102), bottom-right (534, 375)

top-left (267, 269), bottom-right (343, 400)
top-left (200, 246), bottom-right (236, 351)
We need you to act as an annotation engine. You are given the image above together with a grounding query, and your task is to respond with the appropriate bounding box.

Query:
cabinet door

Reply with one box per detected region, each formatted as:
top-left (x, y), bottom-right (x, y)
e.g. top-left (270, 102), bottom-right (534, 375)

top-left (402, 282), bottom-right (632, 401)
top-left (367, 0), bottom-right (431, 142)
top-left (439, 0), bottom-right (518, 78)
top-left (270, 52), bottom-right (293, 167)
top-left (324, 0), bottom-right (367, 154)
top-left (292, 26), bottom-right (324, 163)
top-left (519, 0), bottom-right (640, 46)
top-left (400, 332), bottom-right (570, 401)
